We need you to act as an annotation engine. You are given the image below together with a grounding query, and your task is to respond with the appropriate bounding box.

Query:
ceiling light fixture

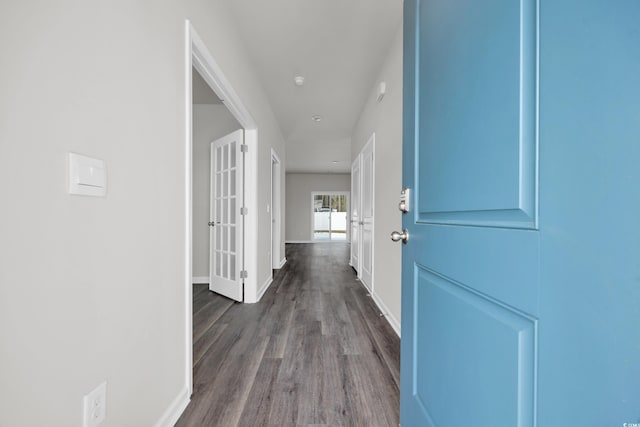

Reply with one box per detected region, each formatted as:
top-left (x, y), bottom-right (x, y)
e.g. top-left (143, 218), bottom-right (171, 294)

top-left (294, 76), bottom-right (305, 86)
top-left (332, 160), bottom-right (339, 164)
top-left (311, 115), bottom-right (322, 122)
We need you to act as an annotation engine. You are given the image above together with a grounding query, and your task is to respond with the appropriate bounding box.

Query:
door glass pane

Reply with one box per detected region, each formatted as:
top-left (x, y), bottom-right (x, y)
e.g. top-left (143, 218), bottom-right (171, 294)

top-left (229, 254), bottom-right (236, 281)
top-left (230, 171), bottom-right (236, 196)
top-left (230, 142), bottom-right (236, 167)
top-left (229, 226), bottom-right (236, 252)
top-left (223, 144), bottom-right (229, 170)
top-left (222, 253), bottom-right (228, 279)
top-left (230, 198), bottom-right (236, 223)
top-left (216, 147), bottom-right (222, 171)
top-left (223, 171), bottom-right (228, 197)
top-left (223, 226), bottom-right (228, 251)
top-left (215, 252), bottom-right (221, 276)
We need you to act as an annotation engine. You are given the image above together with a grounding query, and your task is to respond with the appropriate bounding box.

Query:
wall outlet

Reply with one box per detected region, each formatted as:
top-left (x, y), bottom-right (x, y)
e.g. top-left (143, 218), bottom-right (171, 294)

top-left (83, 381), bottom-right (106, 427)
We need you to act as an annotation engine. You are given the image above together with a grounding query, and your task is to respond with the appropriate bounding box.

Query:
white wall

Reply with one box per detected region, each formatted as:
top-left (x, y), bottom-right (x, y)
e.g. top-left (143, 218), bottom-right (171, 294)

top-left (192, 104), bottom-right (241, 279)
top-left (351, 24), bottom-right (403, 335)
top-left (286, 173), bottom-right (351, 242)
top-left (0, 1), bottom-right (285, 426)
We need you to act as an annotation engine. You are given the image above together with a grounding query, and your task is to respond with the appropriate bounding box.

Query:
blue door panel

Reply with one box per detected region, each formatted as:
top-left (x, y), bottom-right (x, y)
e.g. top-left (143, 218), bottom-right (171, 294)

top-left (414, 267), bottom-right (536, 426)
top-left (401, 1), bottom-right (540, 424)
top-left (402, 0), bottom-right (640, 425)
top-left (417, 0), bottom-right (537, 226)
top-left (423, 225), bottom-right (539, 314)
top-left (536, 0), bottom-right (640, 424)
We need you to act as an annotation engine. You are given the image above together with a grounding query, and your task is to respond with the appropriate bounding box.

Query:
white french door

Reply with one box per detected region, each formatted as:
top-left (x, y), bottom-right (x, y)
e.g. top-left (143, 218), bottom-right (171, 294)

top-left (360, 135), bottom-right (374, 291)
top-left (209, 129), bottom-right (244, 302)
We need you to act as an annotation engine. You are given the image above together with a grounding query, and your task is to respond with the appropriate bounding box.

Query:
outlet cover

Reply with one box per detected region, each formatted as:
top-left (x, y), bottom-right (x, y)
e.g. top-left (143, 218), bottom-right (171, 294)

top-left (83, 381), bottom-right (106, 427)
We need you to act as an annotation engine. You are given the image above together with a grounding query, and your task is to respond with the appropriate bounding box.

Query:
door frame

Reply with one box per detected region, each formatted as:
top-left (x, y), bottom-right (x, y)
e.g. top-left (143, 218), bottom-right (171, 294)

top-left (271, 149), bottom-right (283, 269)
top-left (184, 20), bottom-right (258, 396)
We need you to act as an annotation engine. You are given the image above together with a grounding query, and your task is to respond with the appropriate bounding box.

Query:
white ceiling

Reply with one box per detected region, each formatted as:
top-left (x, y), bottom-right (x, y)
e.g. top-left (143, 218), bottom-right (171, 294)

top-left (227, 0), bottom-right (403, 173)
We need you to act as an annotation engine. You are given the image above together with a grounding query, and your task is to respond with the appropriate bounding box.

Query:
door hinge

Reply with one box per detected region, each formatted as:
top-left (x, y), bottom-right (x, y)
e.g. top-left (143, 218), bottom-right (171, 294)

top-left (241, 144), bottom-right (249, 153)
top-left (241, 207), bottom-right (248, 215)
top-left (240, 270), bottom-right (248, 279)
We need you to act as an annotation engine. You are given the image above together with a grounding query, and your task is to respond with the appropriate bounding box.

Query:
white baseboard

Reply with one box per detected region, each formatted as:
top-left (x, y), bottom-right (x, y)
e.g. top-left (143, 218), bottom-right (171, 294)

top-left (192, 276), bottom-right (209, 284)
top-left (370, 291), bottom-right (401, 337)
top-left (153, 386), bottom-right (190, 427)
top-left (355, 279), bottom-right (401, 338)
top-left (277, 257), bottom-right (287, 269)
top-left (254, 275), bottom-right (273, 303)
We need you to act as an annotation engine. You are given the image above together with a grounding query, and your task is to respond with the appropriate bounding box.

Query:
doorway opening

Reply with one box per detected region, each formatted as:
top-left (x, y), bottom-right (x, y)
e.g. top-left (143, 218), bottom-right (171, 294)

top-left (311, 192), bottom-right (349, 241)
top-left (185, 20), bottom-right (258, 399)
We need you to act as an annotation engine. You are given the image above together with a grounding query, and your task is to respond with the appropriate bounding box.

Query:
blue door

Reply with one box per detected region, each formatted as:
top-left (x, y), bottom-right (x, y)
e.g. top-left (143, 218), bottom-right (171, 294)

top-left (400, 0), bottom-right (640, 426)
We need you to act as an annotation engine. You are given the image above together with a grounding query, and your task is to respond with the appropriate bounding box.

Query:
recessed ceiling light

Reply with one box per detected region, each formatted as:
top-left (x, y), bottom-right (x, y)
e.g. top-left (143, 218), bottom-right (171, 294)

top-left (312, 115), bottom-right (322, 122)
top-left (294, 76), bottom-right (305, 86)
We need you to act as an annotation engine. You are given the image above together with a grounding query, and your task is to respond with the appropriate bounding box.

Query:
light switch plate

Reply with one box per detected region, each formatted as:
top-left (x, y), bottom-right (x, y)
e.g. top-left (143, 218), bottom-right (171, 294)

top-left (69, 153), bottom-right (106, 196)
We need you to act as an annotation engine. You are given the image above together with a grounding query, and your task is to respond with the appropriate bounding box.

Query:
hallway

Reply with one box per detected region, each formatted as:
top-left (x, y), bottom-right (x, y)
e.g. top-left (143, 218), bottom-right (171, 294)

top-left (176, 243), bottom-right (400, 426)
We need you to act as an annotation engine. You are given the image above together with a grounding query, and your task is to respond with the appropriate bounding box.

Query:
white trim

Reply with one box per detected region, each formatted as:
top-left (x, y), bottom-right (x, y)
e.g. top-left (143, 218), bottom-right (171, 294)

top-left (192, 276), bottom-right (209, 284)
top-left (185, 18), bottom-right (259, 403)
top-left (183, 19), bottom-right (194, 399)
top-left (277, 257), bottom-right (287, 269)
top-left (256, 275), bottom-right (273, 302)
top-left (370, 291), bottom-right (401, 337)
top-left (153, 387), bottom-right (190, 427)
top-left (243, 129), bottom-right (258, 303)
top-left (191, 40), bottom-right (256, 129)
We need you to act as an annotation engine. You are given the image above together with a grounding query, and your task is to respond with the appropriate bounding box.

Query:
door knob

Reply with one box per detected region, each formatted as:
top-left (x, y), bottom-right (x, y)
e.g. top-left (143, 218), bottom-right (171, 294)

top-left (208, 221), bottom-right (216, 227)
top-left (390, 229), bottom-right (409, 244)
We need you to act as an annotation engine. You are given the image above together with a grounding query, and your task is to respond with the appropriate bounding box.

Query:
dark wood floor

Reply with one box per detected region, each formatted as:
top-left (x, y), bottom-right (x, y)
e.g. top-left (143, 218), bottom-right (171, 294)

top-left (176, 243), bottom-right (400, 427)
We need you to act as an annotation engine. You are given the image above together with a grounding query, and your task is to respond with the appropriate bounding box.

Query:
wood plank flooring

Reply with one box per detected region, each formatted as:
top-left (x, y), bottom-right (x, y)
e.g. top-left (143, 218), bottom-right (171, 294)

top-left (176, 243), bottom-right (400, 427)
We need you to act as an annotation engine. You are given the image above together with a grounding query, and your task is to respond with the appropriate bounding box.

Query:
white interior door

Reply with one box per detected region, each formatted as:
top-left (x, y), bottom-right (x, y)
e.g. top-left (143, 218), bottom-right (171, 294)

top-left (360, 135), bottom-right (374, 291)
top-left (350, 157), bottom-right (361, 273)
top-left (271, 152), bottom-right (281, 269)
top-left (209, 129), bottom-right (244, 302)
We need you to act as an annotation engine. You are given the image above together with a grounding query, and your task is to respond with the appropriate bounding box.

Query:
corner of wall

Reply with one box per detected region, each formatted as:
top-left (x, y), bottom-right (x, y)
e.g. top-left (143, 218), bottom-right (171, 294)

top-left (153, 387), bottom-right (190, 427)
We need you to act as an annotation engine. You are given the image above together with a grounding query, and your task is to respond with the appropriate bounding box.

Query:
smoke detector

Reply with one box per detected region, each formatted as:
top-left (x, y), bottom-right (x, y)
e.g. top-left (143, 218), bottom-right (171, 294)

top-left (294, 76), bottom-right (305, 86)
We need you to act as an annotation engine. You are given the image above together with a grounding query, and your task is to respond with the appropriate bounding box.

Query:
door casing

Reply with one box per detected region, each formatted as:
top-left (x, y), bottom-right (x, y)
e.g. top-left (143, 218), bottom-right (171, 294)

top-left (185, 20), bottom-right (259, 397)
